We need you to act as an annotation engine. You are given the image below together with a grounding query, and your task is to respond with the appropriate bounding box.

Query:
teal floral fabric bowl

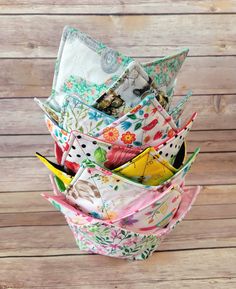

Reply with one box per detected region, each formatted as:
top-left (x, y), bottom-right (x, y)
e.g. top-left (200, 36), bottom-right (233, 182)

top-left (48, 26), bottom-right (188, 113)
top-left (35, 26), bottom-right (189, 123)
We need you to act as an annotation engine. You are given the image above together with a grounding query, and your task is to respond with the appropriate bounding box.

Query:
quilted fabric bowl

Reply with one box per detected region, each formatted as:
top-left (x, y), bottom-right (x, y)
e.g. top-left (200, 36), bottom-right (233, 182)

top-left (44, 109), bottom-right (196, 171)
top-left (42, 185), bottom-right (200, 260)
top-left (34, 26), bottom-right (201, 262)
top-left (61, 146), bottom-right (199, 221)
top-left (37, 144), bottom-right (199, 221)
top-left (45, 26), bottom-right (188, 113)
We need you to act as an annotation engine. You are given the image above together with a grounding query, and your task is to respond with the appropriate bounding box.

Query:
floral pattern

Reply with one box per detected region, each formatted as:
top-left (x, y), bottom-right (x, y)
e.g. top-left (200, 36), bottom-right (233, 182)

top-left (169, 91), bottom-right (192, 122)
top-left (64, 159), bottom-right (165, 220)
top-left (48, 26), bottom-right (133, 111)
top-left (113, 186), bottom-right (182, 234)
top-left (102, 127), bottom-right (119, 143)
top-left (45, 116), bottom-right (69, 149)
top-left (45, 111), bottom-right (196, 173)
top-left (42, 185), bottom-right (200, 260)
top-left (62, 75), bottom-right (118, 105)
top-left (121, 131), bottom-right (136, 144)
top-left (143, 49), bottom-right (189, 109)
top-left (35, 26), bottom-right (201, 260)
top-left (45, 25), bottom-right (188, 114)
top-left (59, 94), bottom-right (115, 134)
top-left (61, 130), bottom-right (142, 173)
top-left (96, 93), bottom-right (177, 147)
top-left (61, 148), bottom-right (199, 221)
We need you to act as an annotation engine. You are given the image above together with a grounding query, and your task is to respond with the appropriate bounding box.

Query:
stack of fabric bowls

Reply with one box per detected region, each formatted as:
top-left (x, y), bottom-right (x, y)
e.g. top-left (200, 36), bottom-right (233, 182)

top-left (35, 26), bottom-right (200, 260)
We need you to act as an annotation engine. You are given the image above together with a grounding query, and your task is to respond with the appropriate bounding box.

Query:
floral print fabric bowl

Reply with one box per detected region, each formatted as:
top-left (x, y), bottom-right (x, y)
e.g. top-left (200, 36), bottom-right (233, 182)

top-left (42, 185), bottom-right (200, 260)
top-left (45, 26), bottom-right (188, 113)
top-left (95, 93), bottom-right (178, 147)
top-left (59, 94), bottom-right (115, 133)
top-left (61, 147), bottom-right (199, 221)
top-left (34, 26), bottom-right (201, 261)
top-left (61, 130), bottom-right (142, 172)
top-left (44, 110), bottom-right (196, 172)
top-left (112, 185), bottom-right (182, 234)
top-left (113, 147), bottom-right (180, 186)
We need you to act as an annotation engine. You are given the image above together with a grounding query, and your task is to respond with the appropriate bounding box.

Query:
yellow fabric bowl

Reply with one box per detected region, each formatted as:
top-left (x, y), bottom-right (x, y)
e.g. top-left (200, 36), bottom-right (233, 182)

top-left (113, 146), bottom-right (185, 186)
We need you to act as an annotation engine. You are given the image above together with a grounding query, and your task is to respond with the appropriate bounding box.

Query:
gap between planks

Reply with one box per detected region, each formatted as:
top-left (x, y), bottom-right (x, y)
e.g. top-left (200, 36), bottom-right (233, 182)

top-left (0, 15), bottom-right (235, 57)
top-left (1, 0), bottom-right (236, 14)
top-left (0, 248), bottom-right (235, 289)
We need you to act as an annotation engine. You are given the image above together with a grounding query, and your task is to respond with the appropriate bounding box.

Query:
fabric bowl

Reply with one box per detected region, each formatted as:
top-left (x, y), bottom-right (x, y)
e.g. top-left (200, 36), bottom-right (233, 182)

top-left (42, 185), bottom-right (200, 260)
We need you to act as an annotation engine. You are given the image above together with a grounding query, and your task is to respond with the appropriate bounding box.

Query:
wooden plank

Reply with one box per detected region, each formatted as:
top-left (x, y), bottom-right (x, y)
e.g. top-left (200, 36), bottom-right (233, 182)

top-left (1, 130), bottom-right (236, 158)
top-left (1, 185), bottom-right (235, 215)
top-left (1, 94), bottom-right (236, 135)
top-left (0, 220), bottom-right (235, 256)
top-left (0, 191), bottom-right (54, 213)
top-left (0, 15), bottom-right (235, 57)
top-left (195, 184), bottom-right (236, 205)
top-left (0, 57), bottom-right (235, 98)
top-left (0, 153), bottom-right (235, 191)
top-left (1, 0), bottom-right (236, 14)
top-left (0, 135), bottom-right (53, 157)
top-left (187, 130), bottom-right (236, 153)
top-left (0, 212), bottom-right (65, 227)
top-left (2, 279), bottom-right (234, 289)
top-left (189, 152), bottom-right (236, 186)
top-left (189, 203), bottom-right (236, 219)
top-left (0, 249), bottom-right (235, 289)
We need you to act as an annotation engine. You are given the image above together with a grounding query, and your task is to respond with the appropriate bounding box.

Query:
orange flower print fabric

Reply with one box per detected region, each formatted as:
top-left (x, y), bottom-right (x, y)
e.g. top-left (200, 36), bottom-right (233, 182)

top-left (95, 93), bottom-right (178, 147)
top-left (121, 132), bottom-right (136, 145)
top-left (102, 127), bottom-right (119, 142)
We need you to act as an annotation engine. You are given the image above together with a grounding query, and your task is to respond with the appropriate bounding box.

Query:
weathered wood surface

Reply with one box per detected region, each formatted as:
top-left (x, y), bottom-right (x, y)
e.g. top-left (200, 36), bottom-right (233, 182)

top-left (0, 2), bottom-right (236, 288)
top-left (0, 15), bottom-right (235, 57)
top-left (1, 0), bottom-right (236, 14)
top-left (0, 249), bottom-right (235, 289)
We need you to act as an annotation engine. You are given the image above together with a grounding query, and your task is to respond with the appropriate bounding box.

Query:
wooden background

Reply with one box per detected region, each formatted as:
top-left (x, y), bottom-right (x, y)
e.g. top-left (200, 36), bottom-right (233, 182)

top-left (0, 1), bottom-right (236, 288)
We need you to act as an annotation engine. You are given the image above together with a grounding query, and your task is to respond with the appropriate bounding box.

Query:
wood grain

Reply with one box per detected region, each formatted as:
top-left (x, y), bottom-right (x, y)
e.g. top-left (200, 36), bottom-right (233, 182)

top-left (0, 15), bottom-right (235, 57)
top-left (1, 0), bottom-right (236, 14)
top-left (0, 249), bottom-right (235, 289)
top-left (2, 279), bottom-right (233, 289)
top-left (1, 57), bottom-right (235, 97)
top-left (0, 2), bottom-right (235, 287)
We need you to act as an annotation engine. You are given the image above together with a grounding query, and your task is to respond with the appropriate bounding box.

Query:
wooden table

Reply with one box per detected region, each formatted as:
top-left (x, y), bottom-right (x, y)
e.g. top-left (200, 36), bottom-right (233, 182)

top-left (0, 1), bottom-right (236, 288)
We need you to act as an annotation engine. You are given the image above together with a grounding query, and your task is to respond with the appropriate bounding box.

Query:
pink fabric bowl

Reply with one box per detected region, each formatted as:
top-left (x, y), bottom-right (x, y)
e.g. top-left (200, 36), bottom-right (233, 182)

top-left (42, 185), bottom-right (200, 260)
